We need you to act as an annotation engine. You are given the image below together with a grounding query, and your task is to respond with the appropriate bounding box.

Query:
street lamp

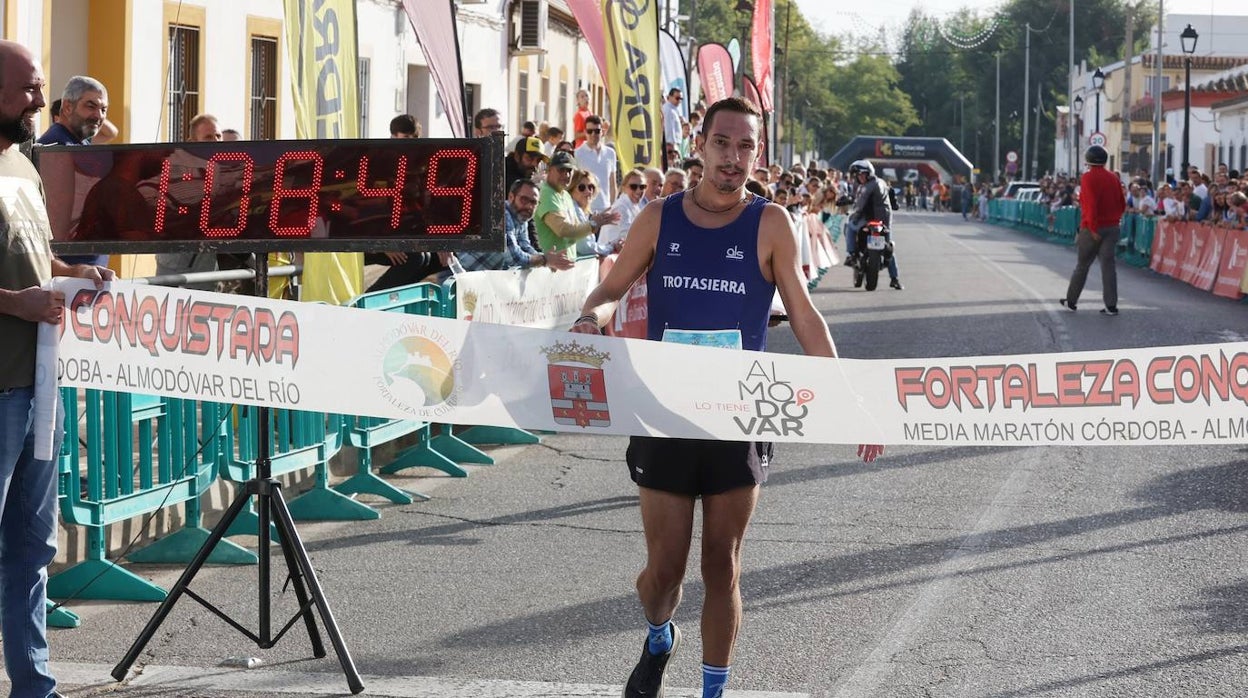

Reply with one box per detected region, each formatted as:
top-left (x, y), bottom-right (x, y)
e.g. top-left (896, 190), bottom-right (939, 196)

top-left (1073, 94), bottom-right (1085, 166)
top-left (1092, 68), bottom-right (1105, 133)
top-left (1180, 23), bottom-right (1199, 175)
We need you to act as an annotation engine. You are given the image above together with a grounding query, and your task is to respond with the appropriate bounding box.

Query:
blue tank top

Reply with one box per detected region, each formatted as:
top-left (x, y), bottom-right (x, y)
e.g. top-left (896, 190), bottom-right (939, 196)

top-left (646, 191), bottom-right (775, 351)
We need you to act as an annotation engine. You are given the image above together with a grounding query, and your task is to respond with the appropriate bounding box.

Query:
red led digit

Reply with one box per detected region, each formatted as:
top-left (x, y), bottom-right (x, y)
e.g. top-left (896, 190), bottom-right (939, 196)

top-left (356, 155), bottom-right (408, 229)
top-left (154, 158), bottom-right (172, 233)
top-left (199, 152), bottom-right (255, 238)
top-left (269, 150), bottom-right (324, 237)
top-left (426, 149), bottom-right (477, 235)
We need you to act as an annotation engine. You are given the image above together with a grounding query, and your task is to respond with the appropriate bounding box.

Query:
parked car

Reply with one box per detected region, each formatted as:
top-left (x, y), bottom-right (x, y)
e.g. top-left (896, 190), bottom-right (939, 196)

top-left (1002, 181), bottom-right (1041, 198)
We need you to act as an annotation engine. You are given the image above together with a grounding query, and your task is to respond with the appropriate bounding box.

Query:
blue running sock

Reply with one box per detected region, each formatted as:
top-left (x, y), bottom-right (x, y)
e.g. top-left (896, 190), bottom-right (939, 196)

top-left (702, 663), bottom-right (730, 698)
top-left (646, 619), bottom-right (672, 655)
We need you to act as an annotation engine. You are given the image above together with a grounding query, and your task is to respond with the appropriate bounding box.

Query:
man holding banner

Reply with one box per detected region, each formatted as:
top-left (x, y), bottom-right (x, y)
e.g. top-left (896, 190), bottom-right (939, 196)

top-left (573, 98), bottom-right (882, 698)
top-left (0, 39), bottom-right (112, 698)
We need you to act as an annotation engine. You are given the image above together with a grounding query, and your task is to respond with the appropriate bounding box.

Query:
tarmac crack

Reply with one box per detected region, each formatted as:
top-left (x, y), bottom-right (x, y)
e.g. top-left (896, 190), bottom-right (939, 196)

top-left (402, 509), bottom-right (638, 535)
top-left (536, 442), bottom-right (619, 463)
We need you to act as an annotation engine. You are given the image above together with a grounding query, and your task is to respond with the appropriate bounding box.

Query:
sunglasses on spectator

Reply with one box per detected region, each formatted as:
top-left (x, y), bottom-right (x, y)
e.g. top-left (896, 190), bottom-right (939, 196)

top-left (577, 183), bottom-right (597, 192)
top-left (587, 128), bottom-right (601, 134)
top-left (628, 183), bottom-right (646, 190)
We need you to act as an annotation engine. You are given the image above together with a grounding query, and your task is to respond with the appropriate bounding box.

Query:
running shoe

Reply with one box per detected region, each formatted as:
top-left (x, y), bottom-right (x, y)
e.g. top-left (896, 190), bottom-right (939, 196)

top-left (622, 622), bottom-right (682, 698)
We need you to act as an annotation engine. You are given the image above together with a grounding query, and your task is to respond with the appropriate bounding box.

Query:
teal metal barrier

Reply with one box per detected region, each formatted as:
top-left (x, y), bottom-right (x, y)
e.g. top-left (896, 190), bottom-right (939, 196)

top-left (331, 282), bottom-right (493, 511)
top-left (219, 403), bottom-right (369, 523)
top-left (50, 389), bottom-right (183, 601)
top-left (1132, 216), bottom-right (1156, 266)
top-left (438, 279), bottom-right (542, 448)
top-left (47, 601), bottom-right (79, 628)
top-left (126, 400), bottom-right (256, 565)
top-left (986, 199), bottom-right (1164, 267)
top-left (1052, 206), bottom-right (1080, 243)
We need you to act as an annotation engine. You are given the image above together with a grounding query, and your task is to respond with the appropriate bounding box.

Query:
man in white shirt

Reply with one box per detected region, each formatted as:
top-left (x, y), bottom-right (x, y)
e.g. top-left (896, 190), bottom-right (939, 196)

top-left (661, 88), bottom-right (683, 155)
top-left (1189, 167), bottom-right (1209, 200)
top-left (574, 115), bottom-right (617, 212)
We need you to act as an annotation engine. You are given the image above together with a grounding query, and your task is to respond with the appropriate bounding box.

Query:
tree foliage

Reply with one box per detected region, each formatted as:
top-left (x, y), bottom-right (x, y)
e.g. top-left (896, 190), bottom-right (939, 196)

top-left (687, 0), bottom-right (1153, 174)
top-left (688, 0), bottom-right (917, 160)
top-left (894, 0), bottom-right (1154, 177)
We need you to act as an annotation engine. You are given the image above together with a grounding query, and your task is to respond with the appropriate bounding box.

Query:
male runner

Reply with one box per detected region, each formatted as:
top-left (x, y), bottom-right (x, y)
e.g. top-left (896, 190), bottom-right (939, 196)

top-left (572, 97), bottom-right (883, 698)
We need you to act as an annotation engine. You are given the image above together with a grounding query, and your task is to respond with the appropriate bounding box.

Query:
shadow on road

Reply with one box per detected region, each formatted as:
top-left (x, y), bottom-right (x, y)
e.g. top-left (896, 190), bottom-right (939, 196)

top-left (304, 496), bottom-right (639, 552)
top-left (416, 454), bottom-right (1248, 662)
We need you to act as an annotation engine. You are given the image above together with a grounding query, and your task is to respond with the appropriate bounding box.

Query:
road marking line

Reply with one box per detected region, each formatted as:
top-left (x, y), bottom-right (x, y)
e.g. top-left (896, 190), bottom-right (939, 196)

top-left (828, 452), bottom-right (1038, 697)
top-left (930, 218), bottom-right (1074, 352)
top-left (48, 661), bottom-right (810, 698)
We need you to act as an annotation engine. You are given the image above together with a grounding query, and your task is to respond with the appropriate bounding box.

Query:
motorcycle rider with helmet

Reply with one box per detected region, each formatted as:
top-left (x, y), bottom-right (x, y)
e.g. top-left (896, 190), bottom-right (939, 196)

top-left (846, 159), bottom-right (902, 290)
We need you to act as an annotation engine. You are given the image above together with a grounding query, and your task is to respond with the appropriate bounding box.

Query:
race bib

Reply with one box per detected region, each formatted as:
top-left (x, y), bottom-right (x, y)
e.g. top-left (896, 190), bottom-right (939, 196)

top-left (661, 328), bottom-right (743, 350)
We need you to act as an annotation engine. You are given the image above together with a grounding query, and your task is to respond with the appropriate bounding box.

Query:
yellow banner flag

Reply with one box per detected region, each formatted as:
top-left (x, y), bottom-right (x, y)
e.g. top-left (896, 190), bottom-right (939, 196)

top-left (603, 0), bottom-right (662, 172)
top-left (283, 0), bottom-right (363, 304)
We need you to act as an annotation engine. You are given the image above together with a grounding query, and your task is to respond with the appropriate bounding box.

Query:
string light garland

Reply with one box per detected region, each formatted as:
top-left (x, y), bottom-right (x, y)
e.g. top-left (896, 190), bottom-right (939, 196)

top-left (935, 13), bottom-right (1001, 50)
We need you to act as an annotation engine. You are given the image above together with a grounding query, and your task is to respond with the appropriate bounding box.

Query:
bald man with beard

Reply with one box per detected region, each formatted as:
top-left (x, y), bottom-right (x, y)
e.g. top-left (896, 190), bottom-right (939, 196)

top-left (0, 39), bottom-right (112, 698)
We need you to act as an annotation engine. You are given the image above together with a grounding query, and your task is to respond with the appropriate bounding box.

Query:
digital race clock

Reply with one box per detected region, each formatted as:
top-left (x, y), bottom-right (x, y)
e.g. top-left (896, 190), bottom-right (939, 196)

top-left (35, 135), bottom-right (504, 254)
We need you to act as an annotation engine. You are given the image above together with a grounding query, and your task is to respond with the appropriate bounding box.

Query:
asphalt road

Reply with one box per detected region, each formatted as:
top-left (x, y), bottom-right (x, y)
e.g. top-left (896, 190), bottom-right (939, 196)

top-left (12, 209), bottom-right (1248, 698)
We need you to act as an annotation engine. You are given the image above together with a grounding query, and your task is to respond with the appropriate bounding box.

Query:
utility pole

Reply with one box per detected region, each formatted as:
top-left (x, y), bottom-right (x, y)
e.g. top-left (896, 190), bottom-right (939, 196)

top-left (959, 95), bottom-right (965, 154)
top-left (1023, 22), bottom-right (1031, 181)
top-left (1069, 0), bottom-right (1076, 176)
top-left (1033, 82), bottom-right (1043, 177)
top-left (1152, 0), bottom-right (1164, 184)
top-left (995, 53), bottom-right (1001, 181)
top-left (779, 2), bottom-right (791, 166)
top-left (1122, 4), bottom-right (1135, 177)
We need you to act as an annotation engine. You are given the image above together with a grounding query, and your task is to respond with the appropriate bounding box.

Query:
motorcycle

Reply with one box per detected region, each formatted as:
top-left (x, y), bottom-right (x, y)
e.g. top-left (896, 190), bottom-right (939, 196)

top-left (851, 221), bottom-right (892, 291)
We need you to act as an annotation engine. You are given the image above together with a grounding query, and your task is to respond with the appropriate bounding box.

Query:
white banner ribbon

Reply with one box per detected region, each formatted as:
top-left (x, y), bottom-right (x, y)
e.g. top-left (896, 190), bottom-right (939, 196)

top-left (46, 279), bottom-right (1248, 446)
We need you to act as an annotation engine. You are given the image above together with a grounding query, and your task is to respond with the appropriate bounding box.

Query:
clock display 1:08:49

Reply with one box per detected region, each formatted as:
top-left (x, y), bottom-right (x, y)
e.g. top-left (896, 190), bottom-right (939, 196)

top-left (151, 148), bottom-right (479, 238)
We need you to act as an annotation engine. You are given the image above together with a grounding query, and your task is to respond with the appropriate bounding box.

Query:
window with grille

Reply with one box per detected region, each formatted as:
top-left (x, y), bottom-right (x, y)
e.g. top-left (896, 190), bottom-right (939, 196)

top-left (167, 24), bottom-right (200, 141)
top-left (541, 75), bottom-right (550, 121)
top-left (358, 57), bottom-right (370, 137)
top-left (558, 79), bottom-right (568, 129)
top-left (518, 71), bottom-right (529, 123)
top-left (250, 35), bottom-right (278, 140)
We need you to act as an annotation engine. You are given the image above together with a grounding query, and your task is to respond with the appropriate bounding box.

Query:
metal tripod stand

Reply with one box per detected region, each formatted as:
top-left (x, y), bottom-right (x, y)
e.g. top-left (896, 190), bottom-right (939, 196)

top-left (112, 255), bottom-right (364, 694)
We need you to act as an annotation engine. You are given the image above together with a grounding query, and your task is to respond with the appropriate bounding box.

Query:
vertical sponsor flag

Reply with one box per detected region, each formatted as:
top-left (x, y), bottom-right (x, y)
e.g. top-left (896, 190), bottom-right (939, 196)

top-left (751, 0), bottom-right (774, 111)
top-left (726, 38), bottom-right (742, 76)
top-left (568, 0), bottom-right (611, 93)
top-left (697, 43), bottom-right (734, 105)
top-left (743, 74), bottom-right (767, 164)
top-left (283, 0), bottom-right (364, 304)
top-left (403, 0), bottom-right (467, 137)
top-left (659, 29), bottom-right (689, 121)
top-left (603, 0), bottom-right (661, 171)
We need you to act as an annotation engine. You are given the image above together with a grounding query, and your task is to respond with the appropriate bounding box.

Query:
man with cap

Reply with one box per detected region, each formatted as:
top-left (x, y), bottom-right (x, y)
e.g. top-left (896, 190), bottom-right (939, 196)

top-left (535, 151), bottom-right (620, 259)
top-left (1061, 145), bottom-right (1126, 316)
top-left (507, 135), bottom-right (548, 188)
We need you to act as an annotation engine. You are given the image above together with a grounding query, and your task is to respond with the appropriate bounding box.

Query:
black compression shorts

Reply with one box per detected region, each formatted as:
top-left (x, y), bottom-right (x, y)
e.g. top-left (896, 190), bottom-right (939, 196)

top-left (625, 436), bottom-right (772, 497)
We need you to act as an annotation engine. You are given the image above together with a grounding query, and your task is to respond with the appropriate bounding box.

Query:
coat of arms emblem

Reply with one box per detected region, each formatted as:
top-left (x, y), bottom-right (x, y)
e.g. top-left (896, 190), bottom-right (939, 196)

top-left (541, 340), bottom-right (611, 428)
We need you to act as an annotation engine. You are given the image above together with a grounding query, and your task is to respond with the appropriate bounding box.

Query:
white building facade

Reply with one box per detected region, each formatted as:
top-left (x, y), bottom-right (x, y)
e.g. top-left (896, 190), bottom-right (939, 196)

top-left (1, 0), bottom-right (610, 144)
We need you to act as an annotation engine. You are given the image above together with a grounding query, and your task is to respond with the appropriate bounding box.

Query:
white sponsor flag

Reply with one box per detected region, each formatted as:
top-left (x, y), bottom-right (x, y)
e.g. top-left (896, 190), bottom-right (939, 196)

top-left (454, 259), bottom-right (598, 328)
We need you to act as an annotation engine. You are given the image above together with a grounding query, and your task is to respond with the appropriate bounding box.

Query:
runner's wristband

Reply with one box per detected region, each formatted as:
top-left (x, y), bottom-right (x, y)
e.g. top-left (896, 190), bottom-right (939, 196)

top-left (575, 313), bottom-right (601, 331)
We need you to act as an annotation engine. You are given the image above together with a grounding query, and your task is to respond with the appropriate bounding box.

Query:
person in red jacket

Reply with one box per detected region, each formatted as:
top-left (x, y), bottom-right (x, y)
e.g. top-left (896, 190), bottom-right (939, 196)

top-left (1062, 145), bottom-right (1127, 315)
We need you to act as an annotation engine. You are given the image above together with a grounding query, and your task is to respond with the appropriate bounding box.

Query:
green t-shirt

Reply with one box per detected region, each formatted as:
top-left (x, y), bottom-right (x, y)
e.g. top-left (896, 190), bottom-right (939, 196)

top-left (534, 181), bottom-right (584, 254)
top-left (0, 146), bottom-right (55, 390)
